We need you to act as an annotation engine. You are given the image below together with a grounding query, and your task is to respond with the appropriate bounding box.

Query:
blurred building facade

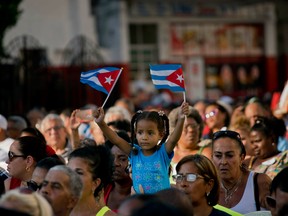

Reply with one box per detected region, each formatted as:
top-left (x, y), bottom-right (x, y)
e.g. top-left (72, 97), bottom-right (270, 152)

top-left (2, 0), bottom-right (288, 115)
top-left (93, 0), bottom-right (286, 100)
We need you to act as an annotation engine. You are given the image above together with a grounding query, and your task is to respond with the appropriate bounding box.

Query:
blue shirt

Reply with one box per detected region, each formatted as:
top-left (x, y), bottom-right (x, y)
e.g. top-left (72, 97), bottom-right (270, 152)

top-left (129, 143), bottom-right (173, 194)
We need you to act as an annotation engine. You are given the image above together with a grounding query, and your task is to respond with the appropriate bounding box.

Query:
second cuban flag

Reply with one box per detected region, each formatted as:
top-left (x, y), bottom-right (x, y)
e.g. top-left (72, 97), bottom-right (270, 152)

top-left (149, 64), bottom-right (185, 92)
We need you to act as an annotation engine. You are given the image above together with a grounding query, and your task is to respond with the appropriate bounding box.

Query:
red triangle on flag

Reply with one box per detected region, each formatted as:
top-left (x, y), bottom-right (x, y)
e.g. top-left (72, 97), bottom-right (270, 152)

top-left (97, 70), bottom-right (121, 93)
top-left (166, 67), bottom-right (185, 88)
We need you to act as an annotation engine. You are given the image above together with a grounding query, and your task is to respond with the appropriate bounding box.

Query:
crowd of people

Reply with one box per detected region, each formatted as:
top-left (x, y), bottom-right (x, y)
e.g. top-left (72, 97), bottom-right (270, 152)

top-left (0, 92), bottom-right (287, 216)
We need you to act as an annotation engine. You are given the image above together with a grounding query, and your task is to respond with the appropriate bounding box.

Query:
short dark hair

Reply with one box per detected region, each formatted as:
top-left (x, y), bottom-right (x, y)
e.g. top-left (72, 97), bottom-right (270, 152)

top-left (131, 198), bottom-right (186, 216)
top-left (270, 167), bottom-right (288, 194)
top-left (107, 119), bottom-right (131, 133)
top-left (36, 157), bottom-right (64, 170)
top-left (105, 130), bottom-right (131, 149)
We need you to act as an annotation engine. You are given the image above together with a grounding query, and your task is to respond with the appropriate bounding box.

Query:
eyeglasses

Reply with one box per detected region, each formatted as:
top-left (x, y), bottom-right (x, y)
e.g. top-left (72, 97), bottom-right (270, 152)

top-left (266, 196), bottom-right (276, 208)
top-left (205, 109), bottom-right (218, 120)
top-left (27, 180), bottom-right (42, 191)
top-left (172, 173), bottom-right (203, 183)
top-left (8, 151), bottom-right (26, 161)
top-left (44, 125), bottom-right (64, 133)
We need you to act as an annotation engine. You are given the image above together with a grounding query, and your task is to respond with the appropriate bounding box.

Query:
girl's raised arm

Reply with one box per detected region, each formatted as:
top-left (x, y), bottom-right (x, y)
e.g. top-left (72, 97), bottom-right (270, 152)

top-left (94, 107), bottom-right (132, 155)
top-left (165, 102), bottom-right (189, 154)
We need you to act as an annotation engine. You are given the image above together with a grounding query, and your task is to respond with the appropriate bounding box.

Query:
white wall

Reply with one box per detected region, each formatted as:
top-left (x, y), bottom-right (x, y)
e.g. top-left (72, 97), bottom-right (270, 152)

top-left (4, 0), bottom-right (97, 65)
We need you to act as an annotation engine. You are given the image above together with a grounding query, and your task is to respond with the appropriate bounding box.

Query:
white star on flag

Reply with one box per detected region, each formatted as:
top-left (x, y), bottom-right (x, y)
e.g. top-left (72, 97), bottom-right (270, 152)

top-left (176, 74), bottom-right (184, 83)
top-left (105, 76), bottom-right (114, 85)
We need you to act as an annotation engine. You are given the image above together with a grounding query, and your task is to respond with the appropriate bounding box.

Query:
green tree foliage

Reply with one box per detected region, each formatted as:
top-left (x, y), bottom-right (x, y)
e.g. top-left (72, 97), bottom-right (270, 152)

top-left (0, 0), bottom-right (22, 57)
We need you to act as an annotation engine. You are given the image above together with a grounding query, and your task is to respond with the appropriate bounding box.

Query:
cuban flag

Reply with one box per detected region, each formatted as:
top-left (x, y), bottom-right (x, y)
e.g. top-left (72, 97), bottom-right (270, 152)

top-left (150, 64), bottom-right (185, 92)
top-left (80, 67), bottom-right (122, 95)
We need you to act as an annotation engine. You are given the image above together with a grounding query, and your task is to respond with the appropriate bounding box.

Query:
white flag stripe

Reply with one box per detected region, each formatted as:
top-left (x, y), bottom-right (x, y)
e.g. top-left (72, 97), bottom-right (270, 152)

top-left (152, 80), bottom-right (180, 87)
top-left (81, 69), bottom-right (112, 78)
top-left (97, 69), bottom-right (113, 73)
top-left (150, 69), bottom-right (174, 76)
top-left (80, 72), bottom-right (96, 78)
top-left (86, 76), bottom-right (102, 86)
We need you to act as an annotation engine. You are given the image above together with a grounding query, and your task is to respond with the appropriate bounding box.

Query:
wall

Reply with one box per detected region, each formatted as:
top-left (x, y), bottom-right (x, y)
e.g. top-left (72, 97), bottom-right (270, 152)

top-left (4, 0), bottom-right (97, 65)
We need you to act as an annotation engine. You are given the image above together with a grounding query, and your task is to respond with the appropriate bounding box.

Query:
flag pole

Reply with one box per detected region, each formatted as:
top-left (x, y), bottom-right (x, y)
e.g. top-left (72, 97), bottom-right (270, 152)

top-left (183, 91), bottom-right (186, 103)
top-left (101, 67), bottom-right (123, 108)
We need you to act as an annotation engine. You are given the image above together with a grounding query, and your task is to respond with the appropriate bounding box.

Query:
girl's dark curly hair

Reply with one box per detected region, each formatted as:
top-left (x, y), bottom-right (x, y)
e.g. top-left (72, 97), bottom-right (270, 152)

top-left (130, 110), bottom-right (169, 155)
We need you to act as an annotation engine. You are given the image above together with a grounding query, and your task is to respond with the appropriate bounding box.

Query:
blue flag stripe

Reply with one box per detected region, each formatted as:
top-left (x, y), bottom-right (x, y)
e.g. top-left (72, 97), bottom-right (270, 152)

top-left (154, 85), bottom-right (184, 92)
top-left (149, 64), bottom-right (185, 92)
top-left (150, 64), bottom-right (181, 71)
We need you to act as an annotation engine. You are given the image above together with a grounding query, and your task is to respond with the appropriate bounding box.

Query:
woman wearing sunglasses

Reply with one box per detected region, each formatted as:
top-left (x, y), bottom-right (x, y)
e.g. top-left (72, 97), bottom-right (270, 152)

top-left (173, 154), bottom-right (238, 216)
top-left (211, 130), bottom-right (271, 214)
top-left (203, 101), bottom-right (231, 139)
top-left (4, 136), bottom-right (48, 192)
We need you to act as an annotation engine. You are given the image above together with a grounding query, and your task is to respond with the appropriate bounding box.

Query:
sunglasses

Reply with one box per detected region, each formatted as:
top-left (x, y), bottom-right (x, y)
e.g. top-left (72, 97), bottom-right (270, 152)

top-left (125, 162), bottom-right (132, 174)
top-left (172, 173), bottom-right (204, 183)
top-left (8, 151), bottom-right (26, 161)
top-left (266, 196), bottom-right (276, 208)
top-left (205, 109), bottom-right (218, 120)
top-left (27, 180), bottom-right (42, 191)
top-left (212, 130), bottom-right (242, 142)
top-left (213, 130), bottom-right (246, 156)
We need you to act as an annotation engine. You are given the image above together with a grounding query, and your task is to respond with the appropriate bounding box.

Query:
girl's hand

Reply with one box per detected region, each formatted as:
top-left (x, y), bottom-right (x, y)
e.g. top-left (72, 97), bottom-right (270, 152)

top-left (93, 107), bottom-right (105, 124)
top-left (70, 109), bottom-right (81, 130)
top-left (179, 102), bottom-right (189, 119)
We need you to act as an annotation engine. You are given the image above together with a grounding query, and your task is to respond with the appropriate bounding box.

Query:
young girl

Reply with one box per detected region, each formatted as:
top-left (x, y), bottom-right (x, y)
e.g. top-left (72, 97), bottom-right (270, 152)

top-left (94, 101), bottom-right (189, 194)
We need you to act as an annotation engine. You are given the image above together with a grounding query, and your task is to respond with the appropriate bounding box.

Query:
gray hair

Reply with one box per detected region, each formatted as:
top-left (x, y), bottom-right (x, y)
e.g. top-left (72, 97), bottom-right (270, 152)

top-left (40, 113), bottom-right (64, 132)
top-left (8, 115), bottom-right (28, 130)
top-left (104, 106), bottom-right (132, 123)
top-left (0, 187), bottom-right (54, 216)
top-left (50, 165), bottom-right (83, 199)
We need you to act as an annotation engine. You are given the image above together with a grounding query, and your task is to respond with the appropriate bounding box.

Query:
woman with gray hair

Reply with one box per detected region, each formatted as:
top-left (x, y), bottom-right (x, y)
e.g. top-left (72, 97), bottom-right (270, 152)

top-left (168, 105), bottom-right (212, 179)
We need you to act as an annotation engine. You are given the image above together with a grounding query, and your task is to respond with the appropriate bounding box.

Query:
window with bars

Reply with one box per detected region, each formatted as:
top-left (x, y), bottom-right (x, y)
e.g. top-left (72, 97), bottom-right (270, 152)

top-left (129, 24), bottom-right (158, 80)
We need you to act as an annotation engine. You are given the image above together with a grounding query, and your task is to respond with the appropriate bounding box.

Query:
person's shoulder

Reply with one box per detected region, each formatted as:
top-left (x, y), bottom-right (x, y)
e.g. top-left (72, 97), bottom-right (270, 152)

top-left (244, 211), bottom-right (271, 216)
top-left (254, 172), bottom-right (271, 185)
top-left (214, 204), bottom-right (243, 216)
top-left (211, 207), bottom-right (239, 216)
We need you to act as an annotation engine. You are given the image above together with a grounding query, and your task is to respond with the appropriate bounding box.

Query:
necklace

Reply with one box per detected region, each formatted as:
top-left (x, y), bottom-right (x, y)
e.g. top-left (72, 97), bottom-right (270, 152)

top-left (221, 173), bottom-right (243, 205)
